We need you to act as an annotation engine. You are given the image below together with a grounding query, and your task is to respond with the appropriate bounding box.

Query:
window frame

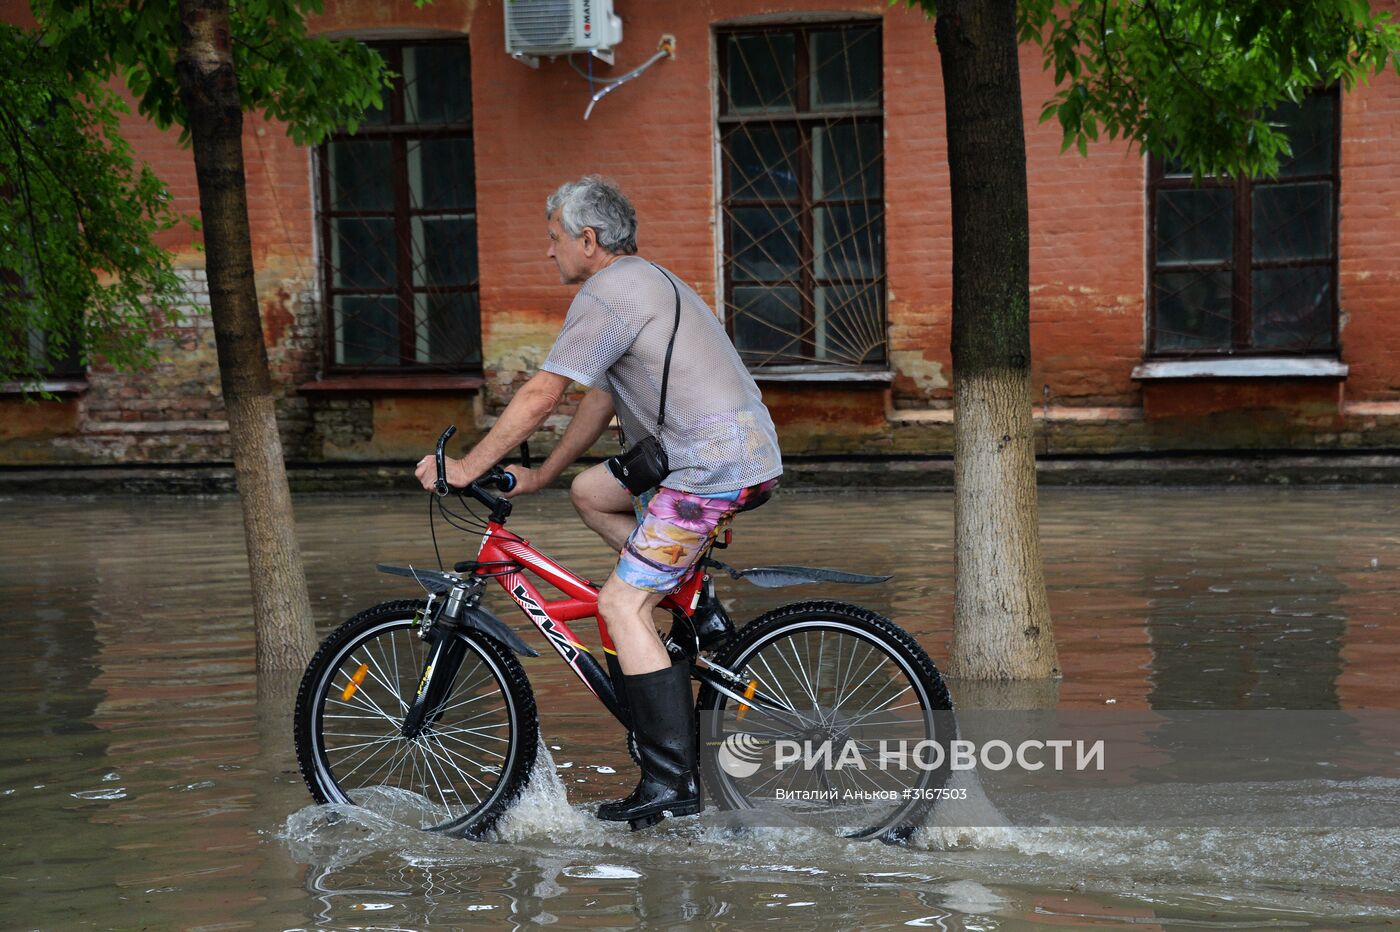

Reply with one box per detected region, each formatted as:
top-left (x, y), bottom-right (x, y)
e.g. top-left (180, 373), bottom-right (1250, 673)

top-left (715, 19), bottom-right (887, 373)
top-left (317, 37), bottom-right (480, 376)
top-left (1146, 85), bottom-right (1342, 358)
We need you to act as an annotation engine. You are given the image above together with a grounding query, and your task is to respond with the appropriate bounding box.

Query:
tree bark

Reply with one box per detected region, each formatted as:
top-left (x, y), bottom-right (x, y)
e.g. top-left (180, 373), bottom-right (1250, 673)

top-left (176, 0), bottom-right (315, 672)
top-left (935, 0), bottom-right (1059, 680)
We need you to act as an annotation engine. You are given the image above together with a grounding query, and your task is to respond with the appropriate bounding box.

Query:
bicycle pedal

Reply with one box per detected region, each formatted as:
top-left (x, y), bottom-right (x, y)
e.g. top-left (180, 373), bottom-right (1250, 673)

top-left (628, 812), bottom-right (666, 831)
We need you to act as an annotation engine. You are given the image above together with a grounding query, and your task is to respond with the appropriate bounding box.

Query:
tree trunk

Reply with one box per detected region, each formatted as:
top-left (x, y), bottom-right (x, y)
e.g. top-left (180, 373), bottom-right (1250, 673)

top-left (935, 0), bottom-right (1059, 680)
top-left (176, 0), bottom-right (315, 673)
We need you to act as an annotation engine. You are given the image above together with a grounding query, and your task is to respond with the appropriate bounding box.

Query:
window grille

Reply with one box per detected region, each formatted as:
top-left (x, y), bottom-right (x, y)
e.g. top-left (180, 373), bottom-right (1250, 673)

top-left (1147, 88), bottom-right (1340, 356)
top-left (716, 22), bottom-right (886, 371)
top-left (319, 40), bottom-right (481, 372)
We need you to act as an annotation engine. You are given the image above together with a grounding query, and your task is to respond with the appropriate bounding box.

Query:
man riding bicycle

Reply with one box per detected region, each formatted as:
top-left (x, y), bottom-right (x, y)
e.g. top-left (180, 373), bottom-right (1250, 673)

top-left (414, 175), bottom-right (783, 827)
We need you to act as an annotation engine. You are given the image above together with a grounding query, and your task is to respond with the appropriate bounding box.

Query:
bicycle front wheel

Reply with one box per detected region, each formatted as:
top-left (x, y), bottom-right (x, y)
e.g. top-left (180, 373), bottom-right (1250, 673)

top-left (697, 601), bottom-right (955, 842)
top-left (294, 599), bottom-right (538, 837)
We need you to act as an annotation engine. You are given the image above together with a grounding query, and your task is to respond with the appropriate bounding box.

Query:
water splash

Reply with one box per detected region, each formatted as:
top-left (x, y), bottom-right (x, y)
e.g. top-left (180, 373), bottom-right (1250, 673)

top-left (489, 742), bottom-right (594, 841)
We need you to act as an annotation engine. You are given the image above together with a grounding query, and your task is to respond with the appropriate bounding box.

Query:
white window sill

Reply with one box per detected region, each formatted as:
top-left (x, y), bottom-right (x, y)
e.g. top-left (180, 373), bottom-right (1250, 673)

top-left (1132, 357), bottom-right (1348, 380)
top-left (0, 379), bottom-right (90, 396)
top-left (751, 366), bottom-right (893, 383)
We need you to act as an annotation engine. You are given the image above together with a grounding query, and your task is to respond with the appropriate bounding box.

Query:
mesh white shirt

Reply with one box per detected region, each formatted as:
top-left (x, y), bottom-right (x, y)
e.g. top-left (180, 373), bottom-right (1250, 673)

top-left (542, 256), bottom-right (783, 494)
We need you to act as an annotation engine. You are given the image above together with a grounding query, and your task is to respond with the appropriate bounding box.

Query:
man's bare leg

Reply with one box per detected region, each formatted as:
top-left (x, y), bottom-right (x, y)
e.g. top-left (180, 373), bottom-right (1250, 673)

top-left (594, 569), bottom-right (701, 825)
top-left (570, 462), bottom-right (638, 552)
top-left (597, 573), bottom-right (671, 674)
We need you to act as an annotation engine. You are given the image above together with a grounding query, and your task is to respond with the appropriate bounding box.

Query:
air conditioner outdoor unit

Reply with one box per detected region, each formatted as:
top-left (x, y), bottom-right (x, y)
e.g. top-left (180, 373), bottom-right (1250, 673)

top-left (504, 0), bottom-right (623, 67)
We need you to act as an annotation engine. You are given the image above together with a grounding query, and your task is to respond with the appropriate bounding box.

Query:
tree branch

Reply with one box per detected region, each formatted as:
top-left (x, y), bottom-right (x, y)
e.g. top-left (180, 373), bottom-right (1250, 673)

top-left (0, 110), bottom-right (55, 308)
top-left (1142, 0), bottom-right (1224, 110)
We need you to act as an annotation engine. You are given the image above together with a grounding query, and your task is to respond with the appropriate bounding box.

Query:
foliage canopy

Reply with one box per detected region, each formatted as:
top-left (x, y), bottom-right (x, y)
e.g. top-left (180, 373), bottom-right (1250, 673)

top-left (1015, 0), bottom-right (1400, 177)
top-left (901, 1), bottom-right (1400, 176)
top-left (0, 0), bottom-right (395, 389)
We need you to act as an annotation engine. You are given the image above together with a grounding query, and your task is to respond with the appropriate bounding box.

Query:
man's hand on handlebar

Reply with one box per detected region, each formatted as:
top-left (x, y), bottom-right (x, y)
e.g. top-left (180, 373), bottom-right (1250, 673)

top-left (502, 464), bottom-right (543, 499)
top-left (415, 454), bottom-right (475, 492)
top-left (416, 425), bottom-right (524, 498)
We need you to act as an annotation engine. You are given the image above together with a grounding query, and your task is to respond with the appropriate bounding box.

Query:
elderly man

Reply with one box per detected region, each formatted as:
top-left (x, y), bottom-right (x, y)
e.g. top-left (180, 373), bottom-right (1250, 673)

top-left (415, 175), bottom-right (782, 827)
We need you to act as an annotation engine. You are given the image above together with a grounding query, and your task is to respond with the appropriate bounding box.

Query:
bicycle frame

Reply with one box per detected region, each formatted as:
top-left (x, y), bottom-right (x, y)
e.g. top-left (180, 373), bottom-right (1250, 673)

top-left (469, 519), bottom-right (710, 728)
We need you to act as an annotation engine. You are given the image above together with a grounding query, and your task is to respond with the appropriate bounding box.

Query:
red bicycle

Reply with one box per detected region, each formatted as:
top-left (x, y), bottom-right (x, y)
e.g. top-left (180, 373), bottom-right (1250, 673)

top-left (294, 427), bottom-right (955, 842)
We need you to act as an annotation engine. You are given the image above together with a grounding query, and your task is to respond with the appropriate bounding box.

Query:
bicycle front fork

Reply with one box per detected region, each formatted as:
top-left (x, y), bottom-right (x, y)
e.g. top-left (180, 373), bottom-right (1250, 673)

top-left (400, 630), bottom-right (467, 739)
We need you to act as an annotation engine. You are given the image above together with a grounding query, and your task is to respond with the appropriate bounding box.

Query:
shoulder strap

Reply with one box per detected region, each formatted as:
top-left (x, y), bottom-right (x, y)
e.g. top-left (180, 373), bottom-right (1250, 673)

top-left (650, 263), bottom-right (682, 432)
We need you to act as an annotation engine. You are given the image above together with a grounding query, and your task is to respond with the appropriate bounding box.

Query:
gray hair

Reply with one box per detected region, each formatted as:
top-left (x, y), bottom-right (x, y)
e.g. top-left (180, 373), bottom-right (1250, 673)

top-left (545, 175), bottom-right (638, 255)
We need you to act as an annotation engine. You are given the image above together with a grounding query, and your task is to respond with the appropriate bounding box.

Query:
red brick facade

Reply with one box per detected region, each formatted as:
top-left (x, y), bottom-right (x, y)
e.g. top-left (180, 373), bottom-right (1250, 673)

top-left (4, 0), bottom-right (1399, 466)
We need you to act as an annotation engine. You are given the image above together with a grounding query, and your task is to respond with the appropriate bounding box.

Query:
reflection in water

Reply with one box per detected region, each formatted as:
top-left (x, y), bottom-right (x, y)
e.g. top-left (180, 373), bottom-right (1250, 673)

top-left (1138, 496), bottom-right (1350, 709)
top-left (1, 488), bottom-right (1398, 928)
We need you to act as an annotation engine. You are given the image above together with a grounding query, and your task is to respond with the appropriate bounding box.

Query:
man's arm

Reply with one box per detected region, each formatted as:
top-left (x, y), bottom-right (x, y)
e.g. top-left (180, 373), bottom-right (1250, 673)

top-left (415, 370), bottom-right (571, 491)
top-left (506, 386), bottom-right (615, 495)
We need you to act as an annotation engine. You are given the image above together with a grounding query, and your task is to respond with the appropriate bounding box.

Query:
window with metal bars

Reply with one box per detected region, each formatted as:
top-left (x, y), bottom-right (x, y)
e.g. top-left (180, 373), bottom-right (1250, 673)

top-left (717, 21), bottom-right (886, 372)
top-left (1148, 88), bottom-right (1340, 357)
top-left (319, 39), bottom-right (480, 373)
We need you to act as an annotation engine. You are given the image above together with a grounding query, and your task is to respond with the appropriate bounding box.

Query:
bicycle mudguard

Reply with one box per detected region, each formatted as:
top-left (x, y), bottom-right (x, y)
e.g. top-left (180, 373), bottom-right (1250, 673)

top-left (376, 563), bottom-right (461, 593)
top-left (457, 605), bottom-right (541, 658)
top-left (732, 565), bottom-right (892, 589)
top-left (375, 564), bottom-right (540, 657)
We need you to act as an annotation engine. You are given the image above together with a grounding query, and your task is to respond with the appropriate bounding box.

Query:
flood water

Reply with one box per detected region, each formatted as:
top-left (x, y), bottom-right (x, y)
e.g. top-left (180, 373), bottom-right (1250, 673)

top-left (2, 486), bottom-right (1398, 928)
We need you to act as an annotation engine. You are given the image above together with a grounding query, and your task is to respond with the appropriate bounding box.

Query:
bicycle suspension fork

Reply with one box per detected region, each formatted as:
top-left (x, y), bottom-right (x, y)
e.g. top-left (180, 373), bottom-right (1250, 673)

top-left (400, 581), bottom-right (497, 740)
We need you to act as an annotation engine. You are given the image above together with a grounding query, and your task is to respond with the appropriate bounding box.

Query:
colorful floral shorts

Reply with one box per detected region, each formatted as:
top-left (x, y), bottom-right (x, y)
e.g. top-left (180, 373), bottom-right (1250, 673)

top-left (615, 479), bottom-right (779, 593)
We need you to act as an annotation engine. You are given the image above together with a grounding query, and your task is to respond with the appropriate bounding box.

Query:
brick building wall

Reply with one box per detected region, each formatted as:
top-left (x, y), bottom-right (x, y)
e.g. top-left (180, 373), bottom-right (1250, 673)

top-left (3, 0), bottom-right (1400, 468)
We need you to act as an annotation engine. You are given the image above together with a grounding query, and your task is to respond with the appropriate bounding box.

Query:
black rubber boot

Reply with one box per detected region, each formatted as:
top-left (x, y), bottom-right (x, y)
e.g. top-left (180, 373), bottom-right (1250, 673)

top-left (605, 652), bottom-right (631, 722)
top-left (596, 662), bottom-right (702, 830)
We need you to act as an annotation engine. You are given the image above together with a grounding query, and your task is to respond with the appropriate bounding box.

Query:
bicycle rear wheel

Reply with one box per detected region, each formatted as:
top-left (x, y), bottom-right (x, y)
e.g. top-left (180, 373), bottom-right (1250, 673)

top-left (697, 601), bottom-right (955, 842)
top-left (294, 599), bottom-right (538, 837)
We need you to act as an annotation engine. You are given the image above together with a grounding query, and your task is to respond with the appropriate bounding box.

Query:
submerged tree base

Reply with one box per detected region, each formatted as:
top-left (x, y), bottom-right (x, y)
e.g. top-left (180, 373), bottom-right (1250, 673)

top-left (950, 366), bottom-right (1059, 681)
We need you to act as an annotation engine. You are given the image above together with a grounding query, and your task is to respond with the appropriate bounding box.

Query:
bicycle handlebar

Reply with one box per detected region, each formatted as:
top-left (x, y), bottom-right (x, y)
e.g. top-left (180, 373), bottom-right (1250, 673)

top-left (433, 425), bottom-right (517, 503)
top-left (433, 425), bottom-right (457, 496)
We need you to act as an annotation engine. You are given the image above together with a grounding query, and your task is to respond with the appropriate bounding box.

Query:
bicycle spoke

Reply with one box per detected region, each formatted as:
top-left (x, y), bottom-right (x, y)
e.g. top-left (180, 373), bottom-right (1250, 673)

top-left (833, 640), bottom-right (878, 712)
top-left (433, 690), bottom-right (500, 715)
top-left (325, 733), bottom-right (404, 754)
top-left (832, 646), bottom-right (892, 716)
top-left (361, 636), bottom-right (409, 713)
top-left (441, 656), bottom-right (493, 708)
top-left (842, 702), bottom-right (927, 729)
top-left (427, 735), bottom-right (501, 792)
top-left (849, 679), bottom-right (912, 721)
top-left (776, 634), bottom-right (822, 715)
top-left (433, 721), bottom-right (510, 741)
top-left (414, 737), bottom-right (455, 811)
top-left (353, 736), bottom-right (417, 795)
top-left (336, 731), bottom-right (408, 786)
top-left (430, 728), bottom-right (508, 761)
top-left (752, 651), bottom-right (804, 719)
top-left (330, 673), bottom-right (402, 726)
top-left (418, 740), bottom-right (469, 819)
top-left (421, 734), bottom-right (497, 797)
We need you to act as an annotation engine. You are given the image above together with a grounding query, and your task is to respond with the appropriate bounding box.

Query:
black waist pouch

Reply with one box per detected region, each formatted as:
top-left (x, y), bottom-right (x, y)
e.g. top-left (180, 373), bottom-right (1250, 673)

top-left (606, 435), bottom-right (668, 496)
